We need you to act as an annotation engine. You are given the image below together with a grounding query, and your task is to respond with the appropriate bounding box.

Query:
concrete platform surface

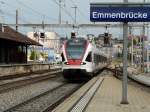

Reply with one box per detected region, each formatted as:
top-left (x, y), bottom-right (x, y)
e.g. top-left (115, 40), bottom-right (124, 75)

top-left (53, 76), bottom-right (150, 112)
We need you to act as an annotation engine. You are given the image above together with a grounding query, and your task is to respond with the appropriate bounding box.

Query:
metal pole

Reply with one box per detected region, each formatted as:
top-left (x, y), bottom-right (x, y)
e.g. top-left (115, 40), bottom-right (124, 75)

top-left (16, 9), bottom-right (18, 31)
top-left (72, 6), bottom-right (77, 24)
top-left (121, 0), bottom-right (129, 104)
top-left (139, 34), bottom-right (142, 69)
top-left (147, 47), bottom-right (149, 72)
top-left (147, 25), bottom-right (149, 72)
top-left (75, 6), bottom-right (77, 24)
top-left (142, 24), bottom-right (145, 72)
top-left (129, 26), bottom-right (133, 66)
top-left (42, 20), bottom-right (45, 30)
top-left (142, 0), bottom-right (146, 72)
top-left (131, 34), bottom-right (134, 66)
top-left (59, 0), bottom-right (62, 24)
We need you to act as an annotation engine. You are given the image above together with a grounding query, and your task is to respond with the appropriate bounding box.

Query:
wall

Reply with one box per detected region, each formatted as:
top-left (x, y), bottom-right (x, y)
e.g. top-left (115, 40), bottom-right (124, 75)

top-left (0, 39), bottom-right (27, 64)
top-left (0, 63), bottom-right (54, 77)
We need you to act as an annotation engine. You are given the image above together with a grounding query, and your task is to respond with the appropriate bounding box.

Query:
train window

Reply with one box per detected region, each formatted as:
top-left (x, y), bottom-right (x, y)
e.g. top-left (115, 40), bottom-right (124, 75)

top-left (99, 55), bottom-right (101, 63)
top-left (66, 39), bottom-right (86, 59)
top-left (98, 55), bottom-right (100, 62)
top-left (94, 54), bottom-right (100, 64)
top-left (86, 52), bottom-right (92, 62)
top-left (61, 53), bottom-right (65, 62)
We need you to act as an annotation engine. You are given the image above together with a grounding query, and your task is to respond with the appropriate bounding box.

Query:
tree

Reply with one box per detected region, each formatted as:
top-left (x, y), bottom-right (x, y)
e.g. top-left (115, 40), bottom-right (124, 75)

top-left (133, 39), bottom-right (137, 45)
top-left (30, 50), bottom-right (39, 60)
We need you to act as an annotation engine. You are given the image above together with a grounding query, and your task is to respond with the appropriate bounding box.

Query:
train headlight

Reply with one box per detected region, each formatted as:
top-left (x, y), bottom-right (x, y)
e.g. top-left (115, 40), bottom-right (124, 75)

top-left (64, 62), bottom-right (69, 65)
top-left (81, 62), bottom-right (86, 65)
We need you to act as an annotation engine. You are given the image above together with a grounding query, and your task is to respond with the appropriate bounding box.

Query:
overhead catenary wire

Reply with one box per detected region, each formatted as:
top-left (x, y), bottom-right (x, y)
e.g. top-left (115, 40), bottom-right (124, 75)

top-left (51, 0), bottom-right (71, 37)
top-left (0, 0), bottom-right (17, 9)
top-left (0, 9), bottom-right (31, 24)
top-left (1, 0), bottom-right (89, 32)
top-left (68, 0), bottom-right (89, 33)
top-left (70, 0), bottom-right (87, 20)
top-left (0, 1), bottom-right (34, 24)
top-left (51, 0), bottom-right (75, 23)
top-left (15, 0), bottom-right (57, 21)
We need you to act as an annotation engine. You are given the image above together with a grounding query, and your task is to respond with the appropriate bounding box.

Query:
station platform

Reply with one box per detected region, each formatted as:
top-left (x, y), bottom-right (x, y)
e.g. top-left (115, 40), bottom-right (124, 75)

top-left (109, 63), bottom-right (150, 86)
top-left (128, 67), bottom-right (150, 86)
top-left (53, 75), bottom-right (150, 112)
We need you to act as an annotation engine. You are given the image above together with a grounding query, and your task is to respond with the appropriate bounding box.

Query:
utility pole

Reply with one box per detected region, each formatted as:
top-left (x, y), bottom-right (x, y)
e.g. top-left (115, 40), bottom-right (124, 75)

top-left (72, 6), bottom-right (77, 24)
top-left (59, 0), bottom-right (62, 24)
top-left (146, 25), bottom-right (149, 72)
top-left (139, 33), bottom-right (142, 69)
top-left (129, 26), bottom-right (134, 66)
top-left (16, 9), bottom-right (18, 31)
top-left (142, 24), bottom-right (145, 72)
top-left (42, 20), bottom-right (45, 30)
top-left (142, 0), bottom-right (146, 72)
top-left (121, 0), bottom-right (129, 104)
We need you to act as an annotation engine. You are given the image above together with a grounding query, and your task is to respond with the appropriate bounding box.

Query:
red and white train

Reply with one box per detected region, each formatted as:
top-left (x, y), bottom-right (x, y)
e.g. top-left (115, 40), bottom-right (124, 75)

top-left (61, 38), bottom-right (108, 79)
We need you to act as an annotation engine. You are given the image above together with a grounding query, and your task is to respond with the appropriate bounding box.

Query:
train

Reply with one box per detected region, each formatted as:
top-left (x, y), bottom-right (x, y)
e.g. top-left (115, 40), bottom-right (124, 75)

top-left (61, 38), bottom-right (109, 79)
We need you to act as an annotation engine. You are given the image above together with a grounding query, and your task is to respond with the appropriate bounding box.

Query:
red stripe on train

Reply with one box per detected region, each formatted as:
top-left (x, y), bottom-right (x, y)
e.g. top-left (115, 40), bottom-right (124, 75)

top-left (68, 59), bottom-right (82, 65)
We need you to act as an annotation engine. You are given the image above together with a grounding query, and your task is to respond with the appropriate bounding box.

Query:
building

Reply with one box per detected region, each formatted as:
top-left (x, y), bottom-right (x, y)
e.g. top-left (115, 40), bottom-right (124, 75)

top-left (0, 25), bottom-right (41, 64)
top-left (27, 32), bottom-right (61, 62)
top-left (145, 42), bottom-right (150, 72)
top-left (128, 39), bottom-right (150, 72)
top-left (97, 33), bottom-right (112, 47)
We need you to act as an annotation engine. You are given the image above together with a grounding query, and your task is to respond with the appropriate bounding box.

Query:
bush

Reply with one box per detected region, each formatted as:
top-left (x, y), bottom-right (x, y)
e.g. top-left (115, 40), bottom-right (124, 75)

top-left (30, 50), bottom-right (38, 60)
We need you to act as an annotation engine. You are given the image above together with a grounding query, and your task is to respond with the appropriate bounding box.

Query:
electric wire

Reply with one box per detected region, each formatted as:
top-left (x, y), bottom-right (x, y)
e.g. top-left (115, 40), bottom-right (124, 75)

top-left (68, 0), bottom-right (89, 34)
top-left (70, 0), bottom-right (87, 20)
top-left (0, 1), bottom-right (32, 24)
top-left (15, 0), bottom-right (57, 21)
top-left (0, 9), bottom-right (31, 24)
top-left (51, 0), bottom-right (75, 22)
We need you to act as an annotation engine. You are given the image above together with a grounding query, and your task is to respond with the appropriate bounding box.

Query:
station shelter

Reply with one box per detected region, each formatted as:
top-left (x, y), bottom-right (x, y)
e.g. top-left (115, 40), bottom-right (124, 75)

top-left (0, 25), bottom-right (41, 64)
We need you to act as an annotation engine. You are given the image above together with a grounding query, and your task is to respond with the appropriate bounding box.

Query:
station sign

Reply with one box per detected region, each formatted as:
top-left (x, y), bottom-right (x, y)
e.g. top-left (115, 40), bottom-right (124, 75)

top-left (90, 4), bottom-right (150, 22)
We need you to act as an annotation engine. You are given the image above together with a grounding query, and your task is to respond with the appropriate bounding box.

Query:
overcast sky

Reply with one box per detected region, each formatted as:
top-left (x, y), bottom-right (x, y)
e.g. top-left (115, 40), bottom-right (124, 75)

top-left (0, 0), bottom-right (150, 38)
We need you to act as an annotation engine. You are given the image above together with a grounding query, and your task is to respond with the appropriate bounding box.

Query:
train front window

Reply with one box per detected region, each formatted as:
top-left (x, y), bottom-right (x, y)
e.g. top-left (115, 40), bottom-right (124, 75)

top-left (66, 39), bottom-right (86, 59)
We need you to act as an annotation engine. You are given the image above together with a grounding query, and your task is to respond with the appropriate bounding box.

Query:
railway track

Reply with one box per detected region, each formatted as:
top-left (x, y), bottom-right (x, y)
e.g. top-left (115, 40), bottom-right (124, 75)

top-left (1, 69), bottom-right (115, 112)
top-left (2, 70), bottom-right (107, 112)
top-left (0, 70), bottom-right (62, 93)
top-left (4, 82), bottom-right (83, 112)
top-left (2, 68), bottom-right (136, 112)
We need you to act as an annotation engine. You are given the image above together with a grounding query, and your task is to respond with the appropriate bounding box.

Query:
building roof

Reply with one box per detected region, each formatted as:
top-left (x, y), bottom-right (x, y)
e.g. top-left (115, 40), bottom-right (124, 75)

top-left (0, 26), bottom-right (42, 46)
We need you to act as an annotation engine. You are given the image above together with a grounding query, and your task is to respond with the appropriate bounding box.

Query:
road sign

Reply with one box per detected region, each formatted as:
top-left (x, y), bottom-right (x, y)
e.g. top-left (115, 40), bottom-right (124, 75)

top-left (90, 4), bottom-right (150, 22)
